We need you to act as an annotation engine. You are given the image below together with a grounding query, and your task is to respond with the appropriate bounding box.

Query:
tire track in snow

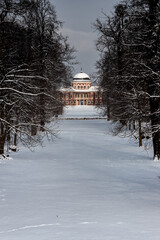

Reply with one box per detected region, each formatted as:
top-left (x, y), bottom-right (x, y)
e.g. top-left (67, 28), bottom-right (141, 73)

top-left (0, 223), bottom-right (60, 234)
top-left (0, 221), bottom-right (98, 234)
top-left (79, 221), bottom-right (98, 224)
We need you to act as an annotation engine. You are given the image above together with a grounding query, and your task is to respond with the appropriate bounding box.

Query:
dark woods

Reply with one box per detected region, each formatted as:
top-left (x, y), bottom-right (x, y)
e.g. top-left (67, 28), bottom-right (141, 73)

top-left (0, 0), bottom-right (75, 156)
top-left (95, 0), bottom-right (160, 160)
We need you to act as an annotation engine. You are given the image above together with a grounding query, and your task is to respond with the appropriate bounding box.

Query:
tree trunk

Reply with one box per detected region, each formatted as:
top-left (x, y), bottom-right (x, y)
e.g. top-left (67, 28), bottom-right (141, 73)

top-left (0, 104), bottom-right (5, 155)
top-left (150, 98), bottom-right (160, 160)
top-left (107, 99), bottom-right (111, 121)
top-left (153, 131), bottom-right (160, 160)
top-left (147, 0), bottom-right (160, 160)
top-left (12, 131), bottom-right (17, 152)
top-left (0, 133), bottom-right (5, 155)
top-left (31, 124), bottom-right (37, 136)
top-left (138, 119), bottom-right (142, 147)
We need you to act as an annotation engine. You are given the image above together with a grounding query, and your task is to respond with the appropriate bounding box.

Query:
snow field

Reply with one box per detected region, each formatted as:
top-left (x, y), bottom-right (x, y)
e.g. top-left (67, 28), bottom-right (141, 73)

top-left (0, 106), bottom-right (160, 240)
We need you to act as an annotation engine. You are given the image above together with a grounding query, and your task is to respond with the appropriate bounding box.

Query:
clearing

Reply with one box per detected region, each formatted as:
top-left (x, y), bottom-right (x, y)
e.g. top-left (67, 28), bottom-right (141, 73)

top-left (0, 106), bottom-right (160, 240)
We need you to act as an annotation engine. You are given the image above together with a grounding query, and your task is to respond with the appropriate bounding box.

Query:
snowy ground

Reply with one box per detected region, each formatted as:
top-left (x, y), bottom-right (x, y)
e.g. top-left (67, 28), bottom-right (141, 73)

top-left (0, 106), bottom-right (160, 240)
top-left (59, 105), bottom-right (106, 118)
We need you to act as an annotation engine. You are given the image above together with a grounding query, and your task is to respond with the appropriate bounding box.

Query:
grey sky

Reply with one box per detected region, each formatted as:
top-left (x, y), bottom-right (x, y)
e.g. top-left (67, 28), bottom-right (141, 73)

top-left (50, 0), bottom-right (118, 75)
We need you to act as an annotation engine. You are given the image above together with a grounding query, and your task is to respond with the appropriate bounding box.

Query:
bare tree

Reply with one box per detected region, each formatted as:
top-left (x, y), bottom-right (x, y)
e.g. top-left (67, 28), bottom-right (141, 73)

top-left (0, 0), bottom-right (75, 156)
top-left (95, 0), bottom-right (160, 157)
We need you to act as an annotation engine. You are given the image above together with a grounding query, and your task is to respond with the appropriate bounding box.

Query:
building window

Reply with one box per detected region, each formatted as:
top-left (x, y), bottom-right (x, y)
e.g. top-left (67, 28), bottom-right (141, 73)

top-left (81, 94), bottom-right (83, 98)
top-left (81, 86), bottom-right (83, 89)
top-left (78, 86), bottom-right (80, 89)
top-left (84, 86), bottom-right (86, 89)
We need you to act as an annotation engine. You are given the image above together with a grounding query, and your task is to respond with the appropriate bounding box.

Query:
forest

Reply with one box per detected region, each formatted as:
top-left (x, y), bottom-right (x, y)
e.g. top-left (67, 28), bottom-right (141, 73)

top-left (0, 0), bottom-right (74, 156)
top-left (1, 0), bottom-right (160, 161)
top-left (95, 0), bottom-right (160, 160)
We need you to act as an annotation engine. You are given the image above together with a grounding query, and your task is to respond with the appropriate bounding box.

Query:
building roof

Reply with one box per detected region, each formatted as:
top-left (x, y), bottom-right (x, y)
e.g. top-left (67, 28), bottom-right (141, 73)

top-left (73, 72), bottom-right (90, 82)
top-left (60, 86), bottom-right (100, 93)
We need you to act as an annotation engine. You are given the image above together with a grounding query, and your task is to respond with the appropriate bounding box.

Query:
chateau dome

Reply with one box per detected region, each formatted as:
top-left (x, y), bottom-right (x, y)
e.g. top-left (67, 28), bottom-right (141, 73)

top-left (73, 71), bottom-right (90, 82)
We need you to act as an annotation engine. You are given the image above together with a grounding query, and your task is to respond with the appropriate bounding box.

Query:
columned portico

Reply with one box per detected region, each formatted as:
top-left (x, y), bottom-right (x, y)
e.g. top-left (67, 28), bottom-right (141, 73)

top-left (60, 71), bottom-right (103, 106)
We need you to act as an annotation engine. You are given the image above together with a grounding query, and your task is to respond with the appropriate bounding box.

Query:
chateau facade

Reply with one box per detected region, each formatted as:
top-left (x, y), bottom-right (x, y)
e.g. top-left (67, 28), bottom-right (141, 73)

top-left (60, 71), bottom-right (102, 106)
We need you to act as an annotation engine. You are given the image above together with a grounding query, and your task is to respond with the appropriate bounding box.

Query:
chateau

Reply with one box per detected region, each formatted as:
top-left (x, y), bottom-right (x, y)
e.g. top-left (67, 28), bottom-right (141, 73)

top-left (60, 71), bottom-right (102, 106)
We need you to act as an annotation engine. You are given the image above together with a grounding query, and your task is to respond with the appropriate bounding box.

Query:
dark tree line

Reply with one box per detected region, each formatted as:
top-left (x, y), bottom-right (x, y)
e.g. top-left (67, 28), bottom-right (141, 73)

top-left (95, 0), bottom-right (160, 160)
top-left (0, 0), bottom-right (75, 156)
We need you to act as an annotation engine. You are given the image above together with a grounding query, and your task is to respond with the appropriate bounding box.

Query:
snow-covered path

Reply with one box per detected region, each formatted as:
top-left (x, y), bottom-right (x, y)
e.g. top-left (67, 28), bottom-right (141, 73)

top-left (0, 106), bottom-right (160, 240)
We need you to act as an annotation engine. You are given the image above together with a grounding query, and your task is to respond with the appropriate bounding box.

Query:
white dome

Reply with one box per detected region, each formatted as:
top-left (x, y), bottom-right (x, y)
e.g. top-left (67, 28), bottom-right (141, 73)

top-left (73, 72), bottom-right (90, 81)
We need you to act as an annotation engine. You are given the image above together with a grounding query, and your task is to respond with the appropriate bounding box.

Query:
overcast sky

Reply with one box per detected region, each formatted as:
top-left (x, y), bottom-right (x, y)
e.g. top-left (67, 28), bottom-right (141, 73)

top-left (50, 0), bottom-right (118, 76)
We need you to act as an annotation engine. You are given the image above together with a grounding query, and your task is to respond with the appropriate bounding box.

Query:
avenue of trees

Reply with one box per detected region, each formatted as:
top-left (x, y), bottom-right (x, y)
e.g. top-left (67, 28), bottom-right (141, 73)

top-left (95, 0), bottom-right (160, 160)
top-left (0, 0), bottom-right (75, 156)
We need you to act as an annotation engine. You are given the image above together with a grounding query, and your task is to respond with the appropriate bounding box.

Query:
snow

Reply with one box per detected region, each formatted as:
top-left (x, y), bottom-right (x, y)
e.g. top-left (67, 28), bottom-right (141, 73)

top-left (0, 106), bottom-right (160, 240)
top-left (60, 86), bottom-right (99, 92)
top-left (73, 72), bottom-right (90, 80)
top-left (0, 154), bottom-right (13, 161)
top-left (61, 105), bottom-right (105, 118)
